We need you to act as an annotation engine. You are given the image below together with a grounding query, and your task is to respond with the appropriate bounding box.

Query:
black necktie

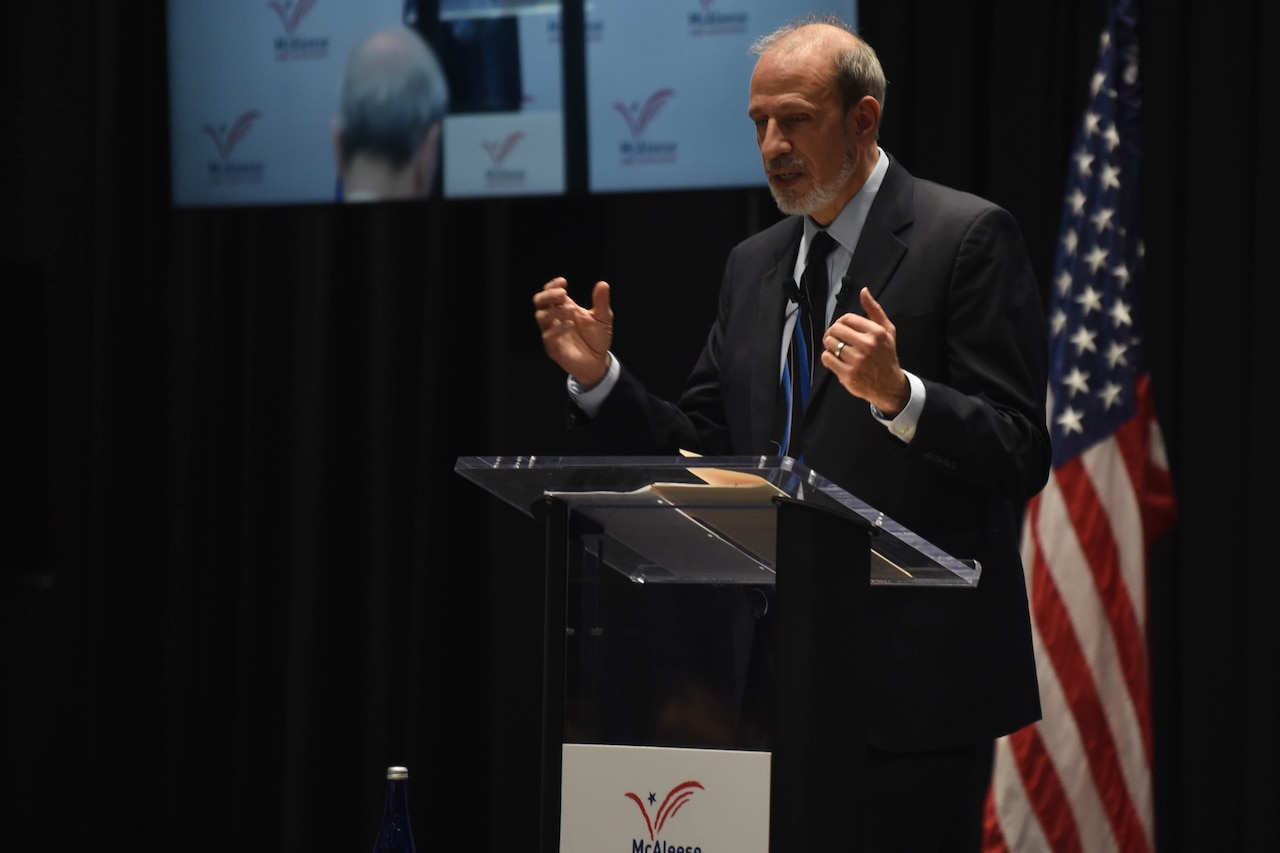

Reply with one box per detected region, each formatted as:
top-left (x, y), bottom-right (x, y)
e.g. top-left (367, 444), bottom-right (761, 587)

top-left (781, 230), bottom-right (835, 458)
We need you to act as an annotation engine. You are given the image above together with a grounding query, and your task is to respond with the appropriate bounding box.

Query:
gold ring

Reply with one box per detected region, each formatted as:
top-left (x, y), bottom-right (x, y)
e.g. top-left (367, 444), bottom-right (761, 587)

top-left (834, 340), bottom-right (846, 360)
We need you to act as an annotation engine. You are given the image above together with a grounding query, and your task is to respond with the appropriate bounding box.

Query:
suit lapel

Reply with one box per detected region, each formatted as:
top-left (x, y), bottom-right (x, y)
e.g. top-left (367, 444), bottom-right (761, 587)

top-left (749, 219), bottom-right (803, 453)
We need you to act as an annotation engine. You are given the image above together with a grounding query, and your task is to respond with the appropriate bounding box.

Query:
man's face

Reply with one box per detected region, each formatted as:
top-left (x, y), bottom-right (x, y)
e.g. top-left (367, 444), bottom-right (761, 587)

top-left (748, 49), bottom-right (857, 224)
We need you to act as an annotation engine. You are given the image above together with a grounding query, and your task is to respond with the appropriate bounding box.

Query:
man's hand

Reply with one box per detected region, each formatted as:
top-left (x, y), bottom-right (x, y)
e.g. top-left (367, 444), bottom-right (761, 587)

top-left (533, 277), bottom-right (614, 388)
top-left (821, 286), bottom-right (910, 416)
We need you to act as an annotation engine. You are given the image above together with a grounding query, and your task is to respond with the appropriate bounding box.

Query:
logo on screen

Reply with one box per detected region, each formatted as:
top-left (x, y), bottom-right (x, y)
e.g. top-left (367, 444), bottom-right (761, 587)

top-left (546, 16), bottom-right (604, 44)
top-left (688, 0), bottom-right (748, 36)
top-left (482, 132), bottom-right (527, 189)
top-left (202, 111), bottom-right (265, 185)
top-left (626, 780), bottom-right (705, 849)
top-left (615, 90), bottom-right (678, 165)
top-left (269, 0), bottom-right (329, 60)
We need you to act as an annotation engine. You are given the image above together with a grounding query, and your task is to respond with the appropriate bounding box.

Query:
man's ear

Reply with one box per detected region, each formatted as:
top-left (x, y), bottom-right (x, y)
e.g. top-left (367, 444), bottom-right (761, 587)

top-left (413, 122), bottom-right (443, 197)
top-left (846, 95), bottom-right (881, 142)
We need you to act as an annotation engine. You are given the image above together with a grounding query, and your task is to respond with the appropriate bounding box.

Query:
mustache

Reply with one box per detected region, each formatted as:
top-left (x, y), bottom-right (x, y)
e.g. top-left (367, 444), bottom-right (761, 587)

top-left (765, 155), bottom-right (808, 172)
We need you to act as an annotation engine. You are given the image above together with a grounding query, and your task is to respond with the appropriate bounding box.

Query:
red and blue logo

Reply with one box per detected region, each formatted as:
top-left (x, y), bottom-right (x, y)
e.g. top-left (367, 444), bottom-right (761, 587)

top-left (267, 0), bottom-right (317, 36)
top-left (614, 89), bottom-right (678, 165)
top-left (626, 779), bottom-right (705, 852)
top-left (482, 131), bottom-right (527, 189)
top-left (482, 131), bottom-right (524, 168)
top-left (202, 111), bottom-right (261, 162)
top-left (613, 89), bottom-right (675, 141)
top-left (202, 111), bottom-right (264, 185)
top-left (268, 0), bottom-right (328, 60)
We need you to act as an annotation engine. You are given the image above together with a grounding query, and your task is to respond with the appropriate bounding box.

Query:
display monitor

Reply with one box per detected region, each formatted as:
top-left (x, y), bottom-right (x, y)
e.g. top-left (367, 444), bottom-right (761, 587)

top-left (164, 0), bottom-right (856, 207)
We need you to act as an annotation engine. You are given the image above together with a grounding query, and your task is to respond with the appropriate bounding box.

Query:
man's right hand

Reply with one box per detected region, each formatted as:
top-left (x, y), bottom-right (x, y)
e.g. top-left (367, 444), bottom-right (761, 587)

top-left (533, 277), bottom-right (614, 389)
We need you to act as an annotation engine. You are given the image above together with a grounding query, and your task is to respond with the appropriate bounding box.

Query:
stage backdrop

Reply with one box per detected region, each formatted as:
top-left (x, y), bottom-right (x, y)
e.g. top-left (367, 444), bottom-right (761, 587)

top-left (2, 1), bottom-right (1277, 852)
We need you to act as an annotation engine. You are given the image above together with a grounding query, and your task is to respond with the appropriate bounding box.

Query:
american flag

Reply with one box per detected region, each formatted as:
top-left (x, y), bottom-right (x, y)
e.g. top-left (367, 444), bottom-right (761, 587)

top-left (983, 0), bottom-right (1178, 850)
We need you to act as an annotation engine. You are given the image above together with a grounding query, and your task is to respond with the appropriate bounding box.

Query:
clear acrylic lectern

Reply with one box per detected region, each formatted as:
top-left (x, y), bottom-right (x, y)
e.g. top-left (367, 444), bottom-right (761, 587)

top-left (455, 455), bottom-right (978, 852)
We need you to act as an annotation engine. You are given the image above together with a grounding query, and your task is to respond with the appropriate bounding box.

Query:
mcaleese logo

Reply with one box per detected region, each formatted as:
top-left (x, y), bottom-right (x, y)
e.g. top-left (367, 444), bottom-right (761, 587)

top-left (482, 131), bottom-right (526, 189)
top-left (688, 0), bottom-right (748, 36)
top-left (614, 89), bottom-right (678, 165)
top-left (546, 16), bottom-right (604, 44)
top-left (626, 779), bottom-right (705, 853)
top-left (632, 842), bottom-right (703, 853)
top-left (268, 0), bottom-right (329, 60)
top-left (202, 111), bottom-right (264, 185)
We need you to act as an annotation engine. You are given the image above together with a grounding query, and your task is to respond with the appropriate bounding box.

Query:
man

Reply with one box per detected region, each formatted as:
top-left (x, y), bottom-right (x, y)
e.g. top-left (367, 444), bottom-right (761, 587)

top-left (333, 26), bottom-right (449, 201)
top-left (533, 15), bottom-right (1050, 851)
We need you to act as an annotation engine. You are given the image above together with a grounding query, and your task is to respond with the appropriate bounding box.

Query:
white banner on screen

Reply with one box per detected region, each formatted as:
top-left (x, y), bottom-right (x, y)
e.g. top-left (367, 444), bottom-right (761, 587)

top-left (443, 112), bottom-right (566, 197)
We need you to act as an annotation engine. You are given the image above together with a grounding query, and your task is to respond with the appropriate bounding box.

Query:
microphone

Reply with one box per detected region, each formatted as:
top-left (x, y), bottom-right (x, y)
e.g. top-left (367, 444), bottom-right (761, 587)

top-left (783, 278), bottom-right (808, 309)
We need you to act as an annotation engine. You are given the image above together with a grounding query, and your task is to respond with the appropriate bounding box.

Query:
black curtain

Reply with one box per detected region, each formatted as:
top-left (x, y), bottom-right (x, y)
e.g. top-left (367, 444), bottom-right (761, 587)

top-left (2, 1), bottom-right (1276, 851)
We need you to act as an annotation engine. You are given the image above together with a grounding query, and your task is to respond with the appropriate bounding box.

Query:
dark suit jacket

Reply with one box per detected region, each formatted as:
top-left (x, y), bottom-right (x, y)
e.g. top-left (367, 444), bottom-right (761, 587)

top-left (583, 157), bottom-right (1051, 751)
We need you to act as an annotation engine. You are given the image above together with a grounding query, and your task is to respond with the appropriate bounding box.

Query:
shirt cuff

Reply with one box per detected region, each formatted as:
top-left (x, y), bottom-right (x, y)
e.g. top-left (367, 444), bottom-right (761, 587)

top-left (871, 371), bottom-right (925, 442)
top-left (567, 353), bottom-right (621, 419)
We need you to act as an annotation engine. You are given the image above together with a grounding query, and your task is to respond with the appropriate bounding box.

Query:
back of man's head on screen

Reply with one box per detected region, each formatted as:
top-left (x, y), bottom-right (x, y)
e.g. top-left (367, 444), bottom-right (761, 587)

top-left (334, 27), bottom-right (449, 201)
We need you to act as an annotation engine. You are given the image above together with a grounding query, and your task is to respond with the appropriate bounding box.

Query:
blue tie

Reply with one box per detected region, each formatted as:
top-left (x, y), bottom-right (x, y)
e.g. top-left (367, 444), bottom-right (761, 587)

top-left (781, 231), bottom-right (835, 458)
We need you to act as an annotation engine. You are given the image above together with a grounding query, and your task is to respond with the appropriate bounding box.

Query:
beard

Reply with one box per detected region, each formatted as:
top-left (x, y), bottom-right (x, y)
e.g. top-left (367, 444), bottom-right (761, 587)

top-left (766, 147), bottom-right (857, 216)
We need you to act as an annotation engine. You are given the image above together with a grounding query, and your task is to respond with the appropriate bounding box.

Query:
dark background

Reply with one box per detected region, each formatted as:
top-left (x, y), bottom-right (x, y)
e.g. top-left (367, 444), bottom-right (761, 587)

top-left (3, 1), bottom-right (1277, 850)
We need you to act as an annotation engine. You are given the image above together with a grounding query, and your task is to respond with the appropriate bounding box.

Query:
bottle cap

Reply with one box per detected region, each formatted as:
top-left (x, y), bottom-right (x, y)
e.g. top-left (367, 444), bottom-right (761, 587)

top-left (386, 766), bottom-right (409, 780)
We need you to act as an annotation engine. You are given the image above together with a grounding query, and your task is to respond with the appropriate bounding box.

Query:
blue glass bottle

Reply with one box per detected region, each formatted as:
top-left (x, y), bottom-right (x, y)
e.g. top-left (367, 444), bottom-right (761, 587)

top-left (371, 766), bottom-right (416, 853)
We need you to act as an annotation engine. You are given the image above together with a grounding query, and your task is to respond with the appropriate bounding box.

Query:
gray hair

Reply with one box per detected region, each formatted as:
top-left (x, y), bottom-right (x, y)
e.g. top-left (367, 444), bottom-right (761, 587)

top-left (749, 14), bottom-right (888, 114)
top-left (338, 27), bottom-right (449, 168)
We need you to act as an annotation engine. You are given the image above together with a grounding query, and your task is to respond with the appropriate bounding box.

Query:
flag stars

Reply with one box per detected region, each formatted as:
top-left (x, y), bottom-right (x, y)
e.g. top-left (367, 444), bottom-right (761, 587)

top-left (1104, 340), bottom-right (1129, 369)
top-left (1050, 308), bottom-right (1069, 336)
top-left (1066, 187), bottom-right (1087, 216)
top-left (1103, 123), bottom-right (1121, 152)
top-left (1057, 406), bottom-right (1085, 436)
top-left (1074, 148), bottom-right (1095, 177)
top-left (1090, 206), bottom-right (1115, 233)
top-left (1041, 20), bottom-right (1152, 464)
top-left (1097, 381), bottom-right (1123, 410)
top-left (1084, 244), bottom-right (1109, 273)
top-left (1070, 325), bottom-right (1098, 355)
top-left (1100, 162), bottom-right (1122, 191)
top-left (1063, 366), bottom-right (1090, 397)
top-left (1109, 299), bottom-right (1133, 327)
top-left (1062, 229), bottom-right (1079, 257)
top-left (1076, 285), bottom-right (1104, 315)
top-left (1056, 269), bottom-right (1073, 296)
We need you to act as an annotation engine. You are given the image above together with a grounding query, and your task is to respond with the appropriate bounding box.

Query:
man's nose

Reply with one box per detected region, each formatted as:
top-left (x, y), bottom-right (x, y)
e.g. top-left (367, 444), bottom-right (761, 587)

top-left (759, 120), bottom-right (791, 159)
